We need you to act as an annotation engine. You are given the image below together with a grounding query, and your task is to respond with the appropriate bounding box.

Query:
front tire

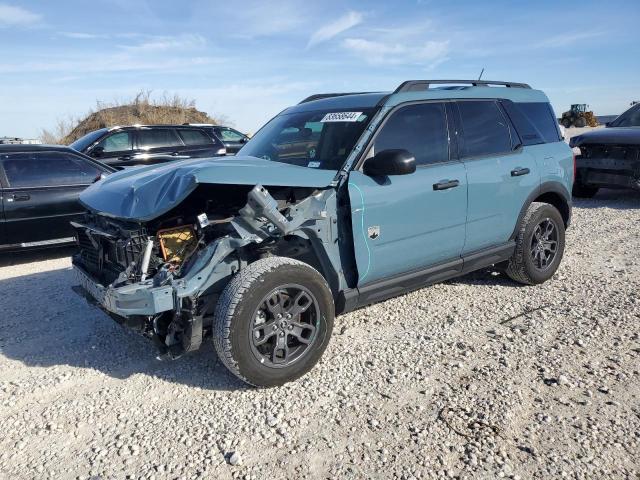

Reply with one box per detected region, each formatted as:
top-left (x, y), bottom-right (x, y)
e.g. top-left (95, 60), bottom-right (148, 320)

top-left (505, 202), bottom-right (565, 285)
top-left (213, 257), bottom-right (334, 387)
top-left (574, 116), bottom-right (587, 128)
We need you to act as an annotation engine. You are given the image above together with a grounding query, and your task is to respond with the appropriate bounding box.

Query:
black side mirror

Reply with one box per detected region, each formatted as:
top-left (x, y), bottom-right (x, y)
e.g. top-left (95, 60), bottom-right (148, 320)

top-left (91, 146), bottom-right (104, 157)
top-left (240, 136), bottom-right (248, 143)
top-left (363, 149), bottom-right (416, 177)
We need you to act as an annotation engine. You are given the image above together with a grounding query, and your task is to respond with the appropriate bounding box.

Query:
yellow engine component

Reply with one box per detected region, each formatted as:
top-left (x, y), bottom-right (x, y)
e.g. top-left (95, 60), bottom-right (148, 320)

top-left (157, 226), bottom-right (198, 264)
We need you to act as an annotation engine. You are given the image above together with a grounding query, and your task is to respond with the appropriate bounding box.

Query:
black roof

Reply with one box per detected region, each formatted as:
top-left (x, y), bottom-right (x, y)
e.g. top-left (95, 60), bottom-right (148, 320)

top-left (0, 144), bottom-right (77, 153)
top-left (109, 124), bottom-right (215, 130)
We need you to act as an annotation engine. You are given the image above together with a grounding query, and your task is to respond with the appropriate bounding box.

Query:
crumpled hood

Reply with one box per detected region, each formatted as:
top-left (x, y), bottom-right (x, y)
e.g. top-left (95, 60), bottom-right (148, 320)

top-left (570, 127), bottom-right (640, 148)
top-left (80, 156), bottom-right (336, 221)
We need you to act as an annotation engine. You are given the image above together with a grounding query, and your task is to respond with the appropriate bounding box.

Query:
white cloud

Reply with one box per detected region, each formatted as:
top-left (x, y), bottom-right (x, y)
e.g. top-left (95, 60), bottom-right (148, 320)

top-left (119, 34), bottom-right (206, 52)
top-left (0, 54), bottom-right (221, 74)
top-left (534, 30), bottom-right (606, 48)
top-left (228, 2), bottom-right (305, 37)
top-left (0, 4), bottom-right (41, 26)
top-left (342, 37), bottom-right (449, 66)
top-left (59, 32), bottom-right (109, 39)
top-left (308, 11), bottom-right (363, 47)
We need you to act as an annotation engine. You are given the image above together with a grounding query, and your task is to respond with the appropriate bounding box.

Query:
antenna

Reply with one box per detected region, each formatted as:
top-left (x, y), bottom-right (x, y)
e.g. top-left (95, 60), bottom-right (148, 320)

top-left (478, 68), bottom-right (485, 80)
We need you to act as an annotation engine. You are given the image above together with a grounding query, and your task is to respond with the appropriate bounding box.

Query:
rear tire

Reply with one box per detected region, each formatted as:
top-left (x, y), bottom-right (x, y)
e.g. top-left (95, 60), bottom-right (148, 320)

top-left (505, 202), bottom-right (565, 285)
top-left (572, 182), bottom-right (599, 198)
top-left (213, 257), bottom-right (334, 387)
top-left (561, 117), bottom-right (572, 128)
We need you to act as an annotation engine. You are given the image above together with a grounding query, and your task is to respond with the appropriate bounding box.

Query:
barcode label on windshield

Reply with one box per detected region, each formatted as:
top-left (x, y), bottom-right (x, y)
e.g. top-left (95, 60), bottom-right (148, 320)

top-left (320, 112), bottom-right (363, 123)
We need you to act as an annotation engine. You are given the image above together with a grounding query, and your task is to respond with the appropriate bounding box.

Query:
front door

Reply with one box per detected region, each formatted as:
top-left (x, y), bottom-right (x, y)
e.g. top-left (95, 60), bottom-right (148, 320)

top-left (91, 130), bottom-right (135, 167)
top-left (0, 151), bottom-right (101, 245)
top-left (348, 102), bottom-right (468, 286)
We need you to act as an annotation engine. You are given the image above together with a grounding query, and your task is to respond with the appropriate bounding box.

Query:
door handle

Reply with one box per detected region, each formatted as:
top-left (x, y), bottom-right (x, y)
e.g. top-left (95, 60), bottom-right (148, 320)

top-left (119, 155), bottom-right (132, 160)
top-left (433, 179), bottom-right (460, 191)
top-left (511, 167), bottom-right (530, 177)
top-left (9, 193), bottom-right (31, 202)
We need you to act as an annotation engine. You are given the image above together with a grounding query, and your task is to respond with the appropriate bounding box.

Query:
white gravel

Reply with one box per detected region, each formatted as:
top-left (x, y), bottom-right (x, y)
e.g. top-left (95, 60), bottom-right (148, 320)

top-left (1, 189), bottom-right (639, 479)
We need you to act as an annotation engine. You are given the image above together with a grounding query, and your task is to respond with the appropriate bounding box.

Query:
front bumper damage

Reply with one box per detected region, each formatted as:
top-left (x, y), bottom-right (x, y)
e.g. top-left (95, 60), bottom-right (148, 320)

top-left (74, 263), bottom-right (174, 316)
top-left (574, 146), bottom-right (640, 190)
top-left (73, 184), bottom-right (340, 356)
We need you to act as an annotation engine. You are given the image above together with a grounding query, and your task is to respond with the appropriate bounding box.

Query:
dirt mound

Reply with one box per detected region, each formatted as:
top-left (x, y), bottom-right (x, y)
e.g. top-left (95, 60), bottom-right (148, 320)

top-left (58, 92), bottom-right (220, 144)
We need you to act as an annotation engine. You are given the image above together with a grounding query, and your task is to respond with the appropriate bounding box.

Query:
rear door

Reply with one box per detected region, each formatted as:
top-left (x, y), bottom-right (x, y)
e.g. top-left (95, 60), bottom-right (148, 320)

top-left (176, 128), bottom-right (225, 158)
top-left (134, 127), bottom-right (186, 165)
top-left (454, 100), bottom-right (540, 255)
top-left (0, 151), bottom-right (103, 246)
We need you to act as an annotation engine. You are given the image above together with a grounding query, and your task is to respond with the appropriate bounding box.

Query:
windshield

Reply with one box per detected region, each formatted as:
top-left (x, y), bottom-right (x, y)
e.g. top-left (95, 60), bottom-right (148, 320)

top-left (69, 129), bottom-right (108, 152)
top-left (609, 104), bottom-right (640, 127)
top-left (239, 108), bottom-right (375, 170)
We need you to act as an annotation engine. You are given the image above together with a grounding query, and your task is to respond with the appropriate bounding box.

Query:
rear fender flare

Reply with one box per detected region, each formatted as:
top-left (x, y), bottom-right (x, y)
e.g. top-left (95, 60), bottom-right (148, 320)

top-left (510, 181), bottom-right (572, 241)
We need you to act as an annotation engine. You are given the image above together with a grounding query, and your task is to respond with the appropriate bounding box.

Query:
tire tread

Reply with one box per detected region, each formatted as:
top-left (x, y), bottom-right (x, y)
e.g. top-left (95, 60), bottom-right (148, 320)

top-left (212, 257), bottom-right (329, 386)
top-left (506, 202), bottom-right (556, 285)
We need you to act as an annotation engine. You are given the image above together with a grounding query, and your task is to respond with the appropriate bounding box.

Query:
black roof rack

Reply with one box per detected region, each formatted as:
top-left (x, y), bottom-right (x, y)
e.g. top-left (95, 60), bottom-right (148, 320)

top-left (298, 92), bottom-right (378, 104)
top-left (394, 80), bottom-right (531, 93)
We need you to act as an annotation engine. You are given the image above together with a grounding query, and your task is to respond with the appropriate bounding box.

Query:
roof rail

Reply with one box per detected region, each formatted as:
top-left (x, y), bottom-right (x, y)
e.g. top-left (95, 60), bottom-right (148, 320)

top-left (394, 80), bottom-right (531, 93)
top-left (298, 92), bottom-right (377, 104)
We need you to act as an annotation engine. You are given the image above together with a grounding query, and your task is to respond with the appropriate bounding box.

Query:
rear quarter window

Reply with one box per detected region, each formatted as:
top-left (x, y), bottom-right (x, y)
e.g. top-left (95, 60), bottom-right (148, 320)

top-left (502, 101), bottom-right (561, 145)
top-left (517, 102), bottom-right (561, 143)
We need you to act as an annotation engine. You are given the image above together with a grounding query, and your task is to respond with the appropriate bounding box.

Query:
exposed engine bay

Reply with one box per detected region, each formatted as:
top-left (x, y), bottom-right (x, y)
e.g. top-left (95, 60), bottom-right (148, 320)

top-left (72, 183), bottom-right (346, 358)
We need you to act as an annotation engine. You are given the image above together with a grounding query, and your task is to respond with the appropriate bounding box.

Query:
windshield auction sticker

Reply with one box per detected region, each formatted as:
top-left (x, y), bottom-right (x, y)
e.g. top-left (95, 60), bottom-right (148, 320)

top-left (320, 112), bottom-right (363, 123)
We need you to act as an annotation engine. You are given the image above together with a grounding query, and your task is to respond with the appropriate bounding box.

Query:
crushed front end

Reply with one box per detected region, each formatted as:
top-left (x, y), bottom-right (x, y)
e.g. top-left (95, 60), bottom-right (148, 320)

top-left (572, 140), bottom-right (640, 191)
top-left (72, 183), bottom-right (341, 358)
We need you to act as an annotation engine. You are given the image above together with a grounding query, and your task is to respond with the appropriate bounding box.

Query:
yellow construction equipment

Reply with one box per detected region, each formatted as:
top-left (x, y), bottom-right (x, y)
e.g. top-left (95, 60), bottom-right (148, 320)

top-left (561, 104), bottom-right (598, 128)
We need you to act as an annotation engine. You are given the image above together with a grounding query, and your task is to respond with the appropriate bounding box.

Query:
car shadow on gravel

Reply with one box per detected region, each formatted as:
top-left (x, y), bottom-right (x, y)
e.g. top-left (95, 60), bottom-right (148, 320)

top-left (0, 266), bottom-right (248, 392)
top-left (573, 188), bottom-right (640, 210)
top-left (0, 246), bottom-right (77, 267)
top-left (446, 266), bottom-right (525, 288)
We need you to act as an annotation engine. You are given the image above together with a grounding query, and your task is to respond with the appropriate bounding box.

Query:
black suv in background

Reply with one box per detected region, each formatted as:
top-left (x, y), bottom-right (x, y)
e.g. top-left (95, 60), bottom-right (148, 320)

top-left (184, 124), bottom-right (249, 154)
top-left (0, 144), bottom-right (113, 250)
top-left (69, 125), bottom-right (227, 168)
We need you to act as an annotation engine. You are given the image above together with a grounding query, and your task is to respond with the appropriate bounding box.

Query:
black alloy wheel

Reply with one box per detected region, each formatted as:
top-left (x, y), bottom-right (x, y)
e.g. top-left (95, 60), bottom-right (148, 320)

top-left (530, 217), bottom-right (559, 271)
top-left (250, 285), bottom-right (319, 368)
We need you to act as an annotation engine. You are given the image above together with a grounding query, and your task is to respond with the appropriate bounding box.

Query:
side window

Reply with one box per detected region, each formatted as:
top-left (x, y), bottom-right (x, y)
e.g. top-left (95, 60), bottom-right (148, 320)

top-left (457, 101), bottom-right (513, 158)
top-left (2, 152), bottom-right (100, 188)
top-left (372, 103), bottom-right (449, 166)
top-left (611, 104), bottom-right (640, 127)
top-left (96, 131), bottom-right (133, 153)
top-left (177, 129), bottom-right (214, 146)
top-left (516, 102), bottom-right (561, 143)
top-left (216, 128), bottom-right (245, 142)
top-left (137, 129), bottom-right (183, 150)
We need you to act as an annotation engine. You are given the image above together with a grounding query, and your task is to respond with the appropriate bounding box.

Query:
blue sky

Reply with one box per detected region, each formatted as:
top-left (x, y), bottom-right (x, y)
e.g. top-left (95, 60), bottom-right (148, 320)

top-left (1, 0), bottom-right (639, 138)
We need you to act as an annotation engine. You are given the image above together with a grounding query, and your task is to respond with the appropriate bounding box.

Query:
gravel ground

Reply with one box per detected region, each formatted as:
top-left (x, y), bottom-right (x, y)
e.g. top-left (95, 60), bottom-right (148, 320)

top-left (1, 170), bottom-right (639, 477)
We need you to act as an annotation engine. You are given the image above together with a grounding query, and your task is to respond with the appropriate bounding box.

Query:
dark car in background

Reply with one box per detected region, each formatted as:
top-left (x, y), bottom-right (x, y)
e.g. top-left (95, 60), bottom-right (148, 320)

top-left (69, 125), bottom-right (227, 168)
top-left (570, 103), bottom-right (640, 197)
top-left (184, 124), bottom-right (249, 154)
top-left (0, 145), bottom-right (113, 250)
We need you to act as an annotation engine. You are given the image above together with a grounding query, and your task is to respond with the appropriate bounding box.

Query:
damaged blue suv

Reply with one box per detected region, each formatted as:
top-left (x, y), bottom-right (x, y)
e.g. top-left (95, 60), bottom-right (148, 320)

top-left (73, 80), bottom-right (573, 387)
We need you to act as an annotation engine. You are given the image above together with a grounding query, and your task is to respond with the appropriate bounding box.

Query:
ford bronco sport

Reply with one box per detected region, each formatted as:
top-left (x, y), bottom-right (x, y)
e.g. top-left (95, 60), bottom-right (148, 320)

top-left (73, 80), bottom-right (573, 387)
